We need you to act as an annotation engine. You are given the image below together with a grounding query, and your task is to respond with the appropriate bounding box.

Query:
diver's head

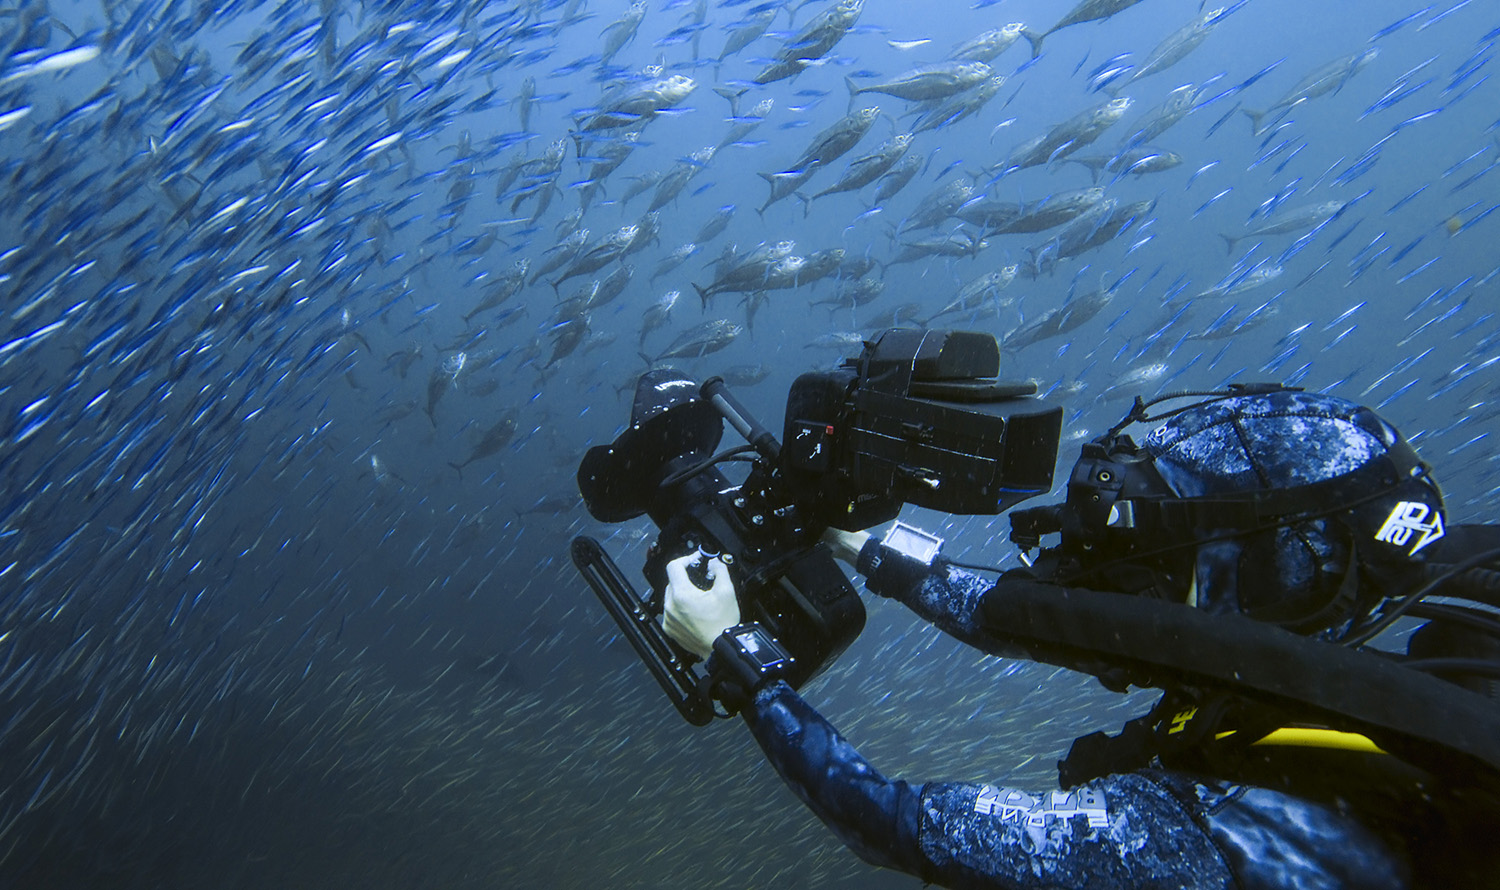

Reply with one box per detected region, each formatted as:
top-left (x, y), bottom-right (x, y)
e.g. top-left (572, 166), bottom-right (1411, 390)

top-left (1055, 386), bottom-right (1444, 637)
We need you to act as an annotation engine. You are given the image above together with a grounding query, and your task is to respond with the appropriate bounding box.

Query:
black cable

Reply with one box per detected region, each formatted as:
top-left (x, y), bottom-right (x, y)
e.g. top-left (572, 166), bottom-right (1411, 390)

top-left (1403, 601), bottom-right (1500, 640)
top-left (1397, 656), bottom-right (1500, 679)
top-left (1343, 545), bottom-right (1500, 648)
top-left (1103, 384), bottom-right (1300, 439)
top-left (1422, 563), bottom-right (1500, 607)
top-left (658, 444), bottom-right (759, 489)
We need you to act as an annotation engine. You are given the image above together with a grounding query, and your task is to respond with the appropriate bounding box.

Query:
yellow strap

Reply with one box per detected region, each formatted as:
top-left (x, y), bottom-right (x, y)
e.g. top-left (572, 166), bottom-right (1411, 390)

top-left (1214, 727), bottom-right (1388, 754)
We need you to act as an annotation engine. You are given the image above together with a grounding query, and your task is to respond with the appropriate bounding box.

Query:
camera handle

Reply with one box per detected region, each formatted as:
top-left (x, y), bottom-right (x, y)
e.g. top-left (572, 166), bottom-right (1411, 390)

top-left (702, 377), bottom-right (780, 463)
top-left (571, 535), bottom-right (718, 726)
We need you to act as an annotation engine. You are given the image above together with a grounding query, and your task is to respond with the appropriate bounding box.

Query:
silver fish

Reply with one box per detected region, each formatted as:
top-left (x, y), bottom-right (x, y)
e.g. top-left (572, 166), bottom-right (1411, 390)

top-left (1004, 286), bottom-right (1117, 351)
top-left (753, 0), bottom-right (862, 84)
top-left (871, 155), bottom-right (922, 205)
top-left (449, 409), bottom-right (519, 476)
top-left (1119, 84), bottom-right (1198, 148)
top-left (1219, 200), bottom-right (1347, 253)
top-left (1066, 147), bottom-right (1183, 182)
top-left (1185, 302), bottom-right (1282, 341)
top-left (900, 179), bottom-right (976, 232)
top-left (954, 194), bottom-right (1025, 231)
top-left (516, 75), bottom-right (537, 131)
top-left (718, 9), bottom-right (775, 65)
top-left (1103, 361), bottom-right (1170, 398)
top-left (1024, 0), bottom-right (1149, 57)
top-left (813, 276), bottom-right (886, 311)
top-left (757, 167), bottom-right (819, 215)
top-left (646, 319), bottom-right (743, 362)
top-left (694, 205), bottom-right (735, 244)
top-left (554, 225), bottom-right (637, 287)
top-left (600, 0), bottom-right (647, 67)
top-left (650, 243), bottom-right (699, 282)
top-left (639, 290), bottom-right (681, 346)
top-left (716, 95), bottom-right (774, 150)
top-left (863, 301), bottom-right (927, 330)
top-left (1192, 264), bottom-right (1285, 300)
top-left (811, 133), bottom-right (914, 200)
top-left (1244, 48), bottom-right (1380, 136)
top-left (910, 74), bottom-right (1008, 133)
top-left (888, 230), bottom-right (988, 266)
top-left (545, 317), bottom-right (589, 368)
top-left (532, 229), bottom-right (591, 284)
top-left (1029, 198), bottom-right (1155, 274)
top-left (589, 264), bottom-right (634, 309)
top-left (464, 260), bottom-right (530, 322)
top-left (694, 240), bottom-right (796, 305)
top-left (619, 170), bottom-right (664, 205)
top-left (577, 74), bottom-right (696, 133)
top-left (1113, 8), bottom-right (1230, 91)
top-left (1004, 97), bottom-right (1133, 171)
top-left (845, 62), bottom-right (992, 103)
top-left (718, 363), bottom-right (772, 386)
top-left (649, 146), bottom-right (716, 212)
top-left (578, 132), bottom-right (642, 210)
top-left (949, 23), bottom-right (1030, 63)
top-left (925, 265), bottom-right (1019, 322)
top-left (993, 187), bottom-right (1108, 234)
top-left (786, 105), bottom-right (881, 173)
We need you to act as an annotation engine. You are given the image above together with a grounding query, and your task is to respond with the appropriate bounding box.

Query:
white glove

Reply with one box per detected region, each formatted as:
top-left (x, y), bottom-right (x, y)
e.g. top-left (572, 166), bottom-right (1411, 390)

top-left (821, 528), bottom-right (871, 566)
top-left (662, 553), bottom-right (740, 659)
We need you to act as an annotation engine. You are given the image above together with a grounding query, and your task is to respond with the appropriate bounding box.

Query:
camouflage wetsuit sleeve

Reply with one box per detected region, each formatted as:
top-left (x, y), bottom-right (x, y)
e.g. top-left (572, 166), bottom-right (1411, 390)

top-left (737, 544), bottom-right (1412, 889)
top-left (742, 679), bottom-right (1230, 888)
top-left (745, 680), bottom-right (1408, 889)
top-left (854, 541), bottom-right (1012, 652)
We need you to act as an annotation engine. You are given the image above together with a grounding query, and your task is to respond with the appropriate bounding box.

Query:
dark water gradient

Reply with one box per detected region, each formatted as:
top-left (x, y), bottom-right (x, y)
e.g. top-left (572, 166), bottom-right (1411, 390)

top-left (0, 0), bottom-right (1495, 886)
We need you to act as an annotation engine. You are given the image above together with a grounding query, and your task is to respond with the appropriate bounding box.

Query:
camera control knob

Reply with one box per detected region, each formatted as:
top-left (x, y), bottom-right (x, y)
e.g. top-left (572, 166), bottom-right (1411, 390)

top-left (685, 553), bottom-right (715, 589)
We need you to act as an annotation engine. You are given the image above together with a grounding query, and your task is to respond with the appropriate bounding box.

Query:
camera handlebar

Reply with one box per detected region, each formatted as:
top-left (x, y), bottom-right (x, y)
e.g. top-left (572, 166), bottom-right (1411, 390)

top-left (702, 376), bottom-right (780, 464)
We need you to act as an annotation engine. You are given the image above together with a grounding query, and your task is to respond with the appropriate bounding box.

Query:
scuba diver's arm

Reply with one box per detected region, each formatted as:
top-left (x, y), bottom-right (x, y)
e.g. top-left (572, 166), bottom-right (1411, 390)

top-left (734, 547), bottom-right (1412, 889)
top-left (744, 681), bottom-right (1409, 889)
top-left (827, 529), bottom-right (1011, 654)
top-left (738, 680), bottom-right (1352, 890)
top-left (865, 552), bottom-right (1000, 650)
top-left (739, 680), bottom-right (928, 876)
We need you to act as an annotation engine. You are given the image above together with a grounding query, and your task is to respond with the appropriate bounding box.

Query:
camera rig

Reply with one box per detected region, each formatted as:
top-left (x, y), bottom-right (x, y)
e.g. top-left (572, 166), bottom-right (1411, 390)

top-left (572, 329), bottom-right (1063, 724)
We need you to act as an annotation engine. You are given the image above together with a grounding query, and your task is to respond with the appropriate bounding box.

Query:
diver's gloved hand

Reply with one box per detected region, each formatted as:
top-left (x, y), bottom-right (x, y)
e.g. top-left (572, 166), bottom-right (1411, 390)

top-left (663, 553), bottom-right (740, 660)
top-left (821, 528), bottom-right (872, 566)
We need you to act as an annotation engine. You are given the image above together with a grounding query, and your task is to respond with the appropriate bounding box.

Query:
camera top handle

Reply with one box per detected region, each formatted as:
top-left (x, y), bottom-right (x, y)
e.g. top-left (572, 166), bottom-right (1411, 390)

top-left (702, 376), bottom-right (781, 464)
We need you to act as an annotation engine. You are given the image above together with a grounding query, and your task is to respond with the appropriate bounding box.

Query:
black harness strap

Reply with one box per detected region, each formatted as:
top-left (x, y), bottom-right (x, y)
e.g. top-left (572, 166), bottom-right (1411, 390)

top-left (979, 580), bottom-right (1500, 782)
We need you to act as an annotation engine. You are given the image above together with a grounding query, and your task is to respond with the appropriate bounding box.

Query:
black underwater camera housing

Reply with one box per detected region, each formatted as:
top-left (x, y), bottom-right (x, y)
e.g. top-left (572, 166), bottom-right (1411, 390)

top-left (572, 329), bottom-right (1063, 724)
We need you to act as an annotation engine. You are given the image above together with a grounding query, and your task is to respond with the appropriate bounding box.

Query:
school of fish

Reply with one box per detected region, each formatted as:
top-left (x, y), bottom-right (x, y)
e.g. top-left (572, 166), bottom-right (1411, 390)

top-left (0, 0), bottom-right (1497, 886)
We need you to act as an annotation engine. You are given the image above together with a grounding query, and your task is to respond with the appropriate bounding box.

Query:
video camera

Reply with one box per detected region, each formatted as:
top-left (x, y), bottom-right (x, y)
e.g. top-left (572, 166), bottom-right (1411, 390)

top-left (572, 329), bottom-right (1063, 724)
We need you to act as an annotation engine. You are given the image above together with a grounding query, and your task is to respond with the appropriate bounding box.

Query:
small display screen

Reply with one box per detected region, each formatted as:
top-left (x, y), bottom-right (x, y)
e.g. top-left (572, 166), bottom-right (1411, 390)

top-left (734, 628), bottom-right (790, 670)
top-left (884, 521), bottom-right (942, 565)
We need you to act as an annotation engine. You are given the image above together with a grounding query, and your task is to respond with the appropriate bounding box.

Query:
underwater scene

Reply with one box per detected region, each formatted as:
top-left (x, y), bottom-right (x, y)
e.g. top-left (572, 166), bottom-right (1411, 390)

top-left (0, 0), bottom-right (1497, 886)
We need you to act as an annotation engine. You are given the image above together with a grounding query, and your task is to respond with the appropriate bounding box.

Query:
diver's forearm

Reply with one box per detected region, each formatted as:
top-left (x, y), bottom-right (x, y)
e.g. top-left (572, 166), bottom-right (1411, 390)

top-left (740, 681), bottom-right (929, 876)
top-left (857, 541), bottom-right (995, 649)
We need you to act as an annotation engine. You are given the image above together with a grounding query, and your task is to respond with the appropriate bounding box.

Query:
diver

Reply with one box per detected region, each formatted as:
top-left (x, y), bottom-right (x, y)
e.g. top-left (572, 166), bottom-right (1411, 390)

top-left (661, 386), bottom-right (1500, 889)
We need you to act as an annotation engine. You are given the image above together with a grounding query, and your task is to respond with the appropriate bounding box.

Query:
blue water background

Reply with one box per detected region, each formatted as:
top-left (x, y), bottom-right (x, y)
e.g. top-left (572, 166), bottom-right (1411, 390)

top-left (0, 0), bottom-right (1496, 886)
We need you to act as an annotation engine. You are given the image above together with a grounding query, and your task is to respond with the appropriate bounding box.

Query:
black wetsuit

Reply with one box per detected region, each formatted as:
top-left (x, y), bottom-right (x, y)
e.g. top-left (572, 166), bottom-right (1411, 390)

top-left (738, 536), bottom-right (1499, 889)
